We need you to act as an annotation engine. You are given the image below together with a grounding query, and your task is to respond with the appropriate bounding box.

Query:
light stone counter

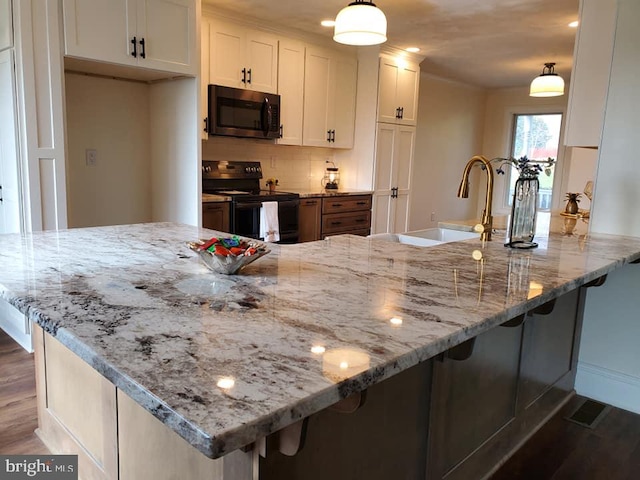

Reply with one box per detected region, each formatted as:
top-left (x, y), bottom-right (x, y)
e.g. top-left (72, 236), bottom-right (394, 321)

top-left (0, 222), bottom-right (639, 459)
top-left (296, 189), bottom-right (372, 198)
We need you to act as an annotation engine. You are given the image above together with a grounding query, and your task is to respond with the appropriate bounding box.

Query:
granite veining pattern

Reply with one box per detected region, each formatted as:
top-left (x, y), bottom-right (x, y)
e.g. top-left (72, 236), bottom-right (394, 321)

top-left (1, 222), bottom-right (640, 458)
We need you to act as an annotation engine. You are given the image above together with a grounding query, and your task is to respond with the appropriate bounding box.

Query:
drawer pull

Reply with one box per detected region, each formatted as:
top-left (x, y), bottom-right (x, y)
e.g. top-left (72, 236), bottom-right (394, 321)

top-left (305, 201), bottom-right (318, 205)
top-left (356, 201), bottom-right (367, 205)
top-left (332, 203), bottom-right (343, 207)
top-left (355, 219), bottom-right (366, 223)
top-left (330, 221), bottom-right (342, 226)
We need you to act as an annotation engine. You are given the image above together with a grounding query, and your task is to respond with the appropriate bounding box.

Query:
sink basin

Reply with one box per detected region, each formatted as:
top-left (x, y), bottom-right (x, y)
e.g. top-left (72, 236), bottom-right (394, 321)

top-left (368, 228), bottom-right (479, 247)
top-left (402, 228), bottom-right (479, 242)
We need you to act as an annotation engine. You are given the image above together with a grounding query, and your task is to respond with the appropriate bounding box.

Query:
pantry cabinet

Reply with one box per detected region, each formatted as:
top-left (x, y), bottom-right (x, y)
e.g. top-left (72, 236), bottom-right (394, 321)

top-left (377, 57), bottom-right (420, 126)
top-left (62, 0), bottom-right (196, 75)
top-left (371, 124), bottom-right (415, 234)
top-left (277, 38), bottom-right (305, 146)
top-left (303, 46), bottom-right (357, 149)
top-left (563, 0), bottom-right (616, 147)
top-left (208, 18), bottom-right (278, 94)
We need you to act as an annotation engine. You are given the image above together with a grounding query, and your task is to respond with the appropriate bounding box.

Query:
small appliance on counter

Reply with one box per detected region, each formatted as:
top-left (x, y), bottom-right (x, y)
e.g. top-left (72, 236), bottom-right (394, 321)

top-left (202, 160), bottom-right (299, 243)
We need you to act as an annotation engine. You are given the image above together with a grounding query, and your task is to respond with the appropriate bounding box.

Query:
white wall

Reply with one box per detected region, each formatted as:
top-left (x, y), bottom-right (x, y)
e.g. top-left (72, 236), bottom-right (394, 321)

top-left (408, 74), bottom-right (486, 230)
top-left (575, 0), bottom-right (640, 414)
top-left (65, 73), bottom-right (152, 228)
top-left (150, 78), bottom-right (199, 226)
top-left (562, 147), bottom-right (597, 211)
top-left (482, 87), bottom-right (568, 215)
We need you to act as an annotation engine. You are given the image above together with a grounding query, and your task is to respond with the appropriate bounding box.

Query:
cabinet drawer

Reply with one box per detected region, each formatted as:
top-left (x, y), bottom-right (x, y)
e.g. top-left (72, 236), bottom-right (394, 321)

top-left (322, 211), bottom-right (371, 235)
top-left (322, 195), bottom-right (372, 214)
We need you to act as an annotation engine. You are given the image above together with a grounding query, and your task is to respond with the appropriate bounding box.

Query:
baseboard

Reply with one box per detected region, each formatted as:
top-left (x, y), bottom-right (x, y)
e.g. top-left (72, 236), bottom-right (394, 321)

top-left (575, 361), bottom-right (640, 414)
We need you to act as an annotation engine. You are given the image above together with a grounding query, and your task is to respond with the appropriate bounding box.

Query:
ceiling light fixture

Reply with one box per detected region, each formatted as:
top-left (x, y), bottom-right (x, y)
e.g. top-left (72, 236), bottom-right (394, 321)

top-left (529, 62), bottom-right (565, 97)
top-left (321, 20), bottom-right (336, 27)
top-left (333, 0), bottom-right (387, 46)
top-left (568, 21), bottom-right (579, 28)
top-left (405, 47), bottom-right (420, 53)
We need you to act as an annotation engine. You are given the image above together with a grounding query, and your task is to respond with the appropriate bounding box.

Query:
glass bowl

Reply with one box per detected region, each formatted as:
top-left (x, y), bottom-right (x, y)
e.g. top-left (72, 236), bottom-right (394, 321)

top-left (187, 238), bottom-right (270, 275)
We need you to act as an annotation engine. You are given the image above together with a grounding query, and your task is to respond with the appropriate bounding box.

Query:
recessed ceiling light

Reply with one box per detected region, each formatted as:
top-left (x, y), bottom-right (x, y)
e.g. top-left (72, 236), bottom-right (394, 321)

top-left (568, 21), bottom-right (579, 28)
top-left (321, 20), bottom-right (336, 27)
top-left (405, 47), bottom-right (420, 53)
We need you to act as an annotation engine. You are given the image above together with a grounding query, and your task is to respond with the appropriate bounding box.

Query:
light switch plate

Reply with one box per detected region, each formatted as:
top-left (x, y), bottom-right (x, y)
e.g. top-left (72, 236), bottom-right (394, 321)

top-left (85, 149), bottom-right (97, 166)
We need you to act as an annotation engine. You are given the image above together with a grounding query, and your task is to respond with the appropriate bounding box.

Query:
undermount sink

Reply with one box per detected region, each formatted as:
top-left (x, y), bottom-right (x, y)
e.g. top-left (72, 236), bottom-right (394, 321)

top-left (368, 228), bottom-right (479, 247)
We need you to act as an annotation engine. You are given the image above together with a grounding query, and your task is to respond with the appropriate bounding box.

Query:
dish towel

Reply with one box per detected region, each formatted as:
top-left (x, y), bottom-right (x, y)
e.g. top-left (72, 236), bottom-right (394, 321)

top-left (260, 201), bottom-right (280, 242)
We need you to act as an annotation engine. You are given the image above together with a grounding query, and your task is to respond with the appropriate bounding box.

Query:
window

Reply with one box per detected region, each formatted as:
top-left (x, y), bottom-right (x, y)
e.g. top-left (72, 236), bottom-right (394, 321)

top-left (507, 113), bottom-right (562, 210)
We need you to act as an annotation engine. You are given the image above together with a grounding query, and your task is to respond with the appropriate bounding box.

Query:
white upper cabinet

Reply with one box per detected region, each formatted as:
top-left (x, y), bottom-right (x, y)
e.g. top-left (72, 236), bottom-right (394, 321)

top-left (277, 38), bottom-right (305, 146)
top-left (63, 0), bottom-right (196, 75)
top-left (303, 46), bottom-right (357, 148)
top-left (377, 57), bottom-right (420, 125)
top-left (208, 18), bottom-right (278, 94)
top-left (564, 0), bottom-right (617, 147)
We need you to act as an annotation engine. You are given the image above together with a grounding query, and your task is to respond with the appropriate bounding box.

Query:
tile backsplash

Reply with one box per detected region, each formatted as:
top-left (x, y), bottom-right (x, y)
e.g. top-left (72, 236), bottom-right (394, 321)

top-left (202, 137), bottom-right (335, 192)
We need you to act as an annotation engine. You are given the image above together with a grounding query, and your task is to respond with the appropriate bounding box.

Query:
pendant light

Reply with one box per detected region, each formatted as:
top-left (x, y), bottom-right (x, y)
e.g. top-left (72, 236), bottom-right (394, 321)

top-left (529, 62), bottom-right (565, 97)
top-left (333, 0), bottom-right (387, 46)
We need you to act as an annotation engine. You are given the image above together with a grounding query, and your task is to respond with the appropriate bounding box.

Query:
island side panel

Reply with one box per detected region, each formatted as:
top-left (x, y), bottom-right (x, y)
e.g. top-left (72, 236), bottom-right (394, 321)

top-left (33, 324), bottom-right (118, 480)
top-left (118, 389), bottom-right (248, 480)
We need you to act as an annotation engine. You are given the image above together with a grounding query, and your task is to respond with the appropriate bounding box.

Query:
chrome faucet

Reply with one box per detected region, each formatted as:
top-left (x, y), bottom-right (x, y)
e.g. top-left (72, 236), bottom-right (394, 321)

top-left (457, 155), bottom-right (494, 241)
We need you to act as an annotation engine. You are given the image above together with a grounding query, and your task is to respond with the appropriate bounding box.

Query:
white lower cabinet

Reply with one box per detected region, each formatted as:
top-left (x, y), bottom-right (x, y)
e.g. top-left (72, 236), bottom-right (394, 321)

top-left (371, 123), bottom-right (415, 234)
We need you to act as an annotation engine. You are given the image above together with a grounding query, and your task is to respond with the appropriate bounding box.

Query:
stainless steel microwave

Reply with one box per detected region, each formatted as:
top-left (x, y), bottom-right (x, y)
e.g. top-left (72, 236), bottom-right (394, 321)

top-left (207, 85), bottom-right (281, 139)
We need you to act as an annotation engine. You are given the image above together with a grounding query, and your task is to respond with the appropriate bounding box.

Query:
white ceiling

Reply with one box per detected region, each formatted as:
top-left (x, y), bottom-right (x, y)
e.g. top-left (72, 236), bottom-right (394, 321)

top-left (202, 0), bottom-right (579, 89)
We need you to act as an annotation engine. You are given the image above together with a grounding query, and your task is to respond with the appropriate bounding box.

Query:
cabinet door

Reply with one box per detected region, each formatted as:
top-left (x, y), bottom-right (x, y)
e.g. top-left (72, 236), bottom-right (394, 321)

top-left (245, 30), bottom-right (278, 94)
top-left (330, 54), bottom-right (357, 148)
top-left (209, 20), bottom-right (245, 89)
top-left (298, 198), bottom-right (322, 242)
top-left (63, 0), bottom-right (136, 66)
top-left (202, 202), bottom-right (230, 232)
top-left (0, 0), bottom-right (12, 50)
top-left (371, 124), bottom-right (415, 234)
top-left (277, 39), bottom-right (304, 145)
top-left (137, 0), bottom-right (196, 75)
top-left (303, 47), bottom-right (332, 147)
top-left (397, 63), bottom-right (420, 125)
top-left (564, 0), bottom-right (616, 147)
top-left (377, 58), bottom-right (399, 123)
top-left (200, 18), bottom-right (210, 140)
top-left (0, 49), bottom-right (21, 234)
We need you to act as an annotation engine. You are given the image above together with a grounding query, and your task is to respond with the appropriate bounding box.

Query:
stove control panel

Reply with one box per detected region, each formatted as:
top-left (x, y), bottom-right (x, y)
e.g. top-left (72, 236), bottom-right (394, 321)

top-left (202, 160), bottom-right (263, 179)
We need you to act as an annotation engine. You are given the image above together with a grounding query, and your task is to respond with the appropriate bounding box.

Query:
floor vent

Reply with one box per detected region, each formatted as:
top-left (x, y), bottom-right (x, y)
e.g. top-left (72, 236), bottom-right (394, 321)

top-left (565, 399), bottom-right (611, 429)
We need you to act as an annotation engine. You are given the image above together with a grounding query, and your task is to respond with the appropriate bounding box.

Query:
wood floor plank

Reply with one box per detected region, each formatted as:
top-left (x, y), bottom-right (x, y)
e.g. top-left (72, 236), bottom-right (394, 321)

top-left (0, 329), bottom-right (48, 455)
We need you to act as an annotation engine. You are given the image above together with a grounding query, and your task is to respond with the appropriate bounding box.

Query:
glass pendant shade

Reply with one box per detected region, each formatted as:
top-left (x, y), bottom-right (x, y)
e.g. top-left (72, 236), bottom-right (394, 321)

top-left (333, 1), bottom-right (387, 46)
top-left (530, 63), bottom-right (565, 97)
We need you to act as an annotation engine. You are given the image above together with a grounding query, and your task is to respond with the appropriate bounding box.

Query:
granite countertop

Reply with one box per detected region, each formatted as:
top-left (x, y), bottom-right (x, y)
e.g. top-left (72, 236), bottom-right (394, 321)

top-left (296, 189), bottom-right (373, 198)
top-left (1, 223), bottom-right (639, 459)
top-left (202, 193), bottom-right (231, 203)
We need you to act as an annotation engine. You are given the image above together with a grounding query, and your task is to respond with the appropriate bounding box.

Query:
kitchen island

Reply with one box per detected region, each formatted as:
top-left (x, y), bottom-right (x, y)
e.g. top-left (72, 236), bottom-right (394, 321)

top-left (1, 223), bottom-right (639, 479)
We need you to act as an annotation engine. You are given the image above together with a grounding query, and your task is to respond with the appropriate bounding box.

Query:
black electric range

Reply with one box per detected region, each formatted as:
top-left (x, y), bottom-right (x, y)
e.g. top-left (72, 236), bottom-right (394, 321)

top-left (202, 160), bottom-right (299, 243)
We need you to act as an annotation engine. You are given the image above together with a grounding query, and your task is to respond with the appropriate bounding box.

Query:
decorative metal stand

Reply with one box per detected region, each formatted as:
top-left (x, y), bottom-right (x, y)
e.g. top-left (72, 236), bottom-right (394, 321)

top-left (506, 174), bottom-right (539, 249)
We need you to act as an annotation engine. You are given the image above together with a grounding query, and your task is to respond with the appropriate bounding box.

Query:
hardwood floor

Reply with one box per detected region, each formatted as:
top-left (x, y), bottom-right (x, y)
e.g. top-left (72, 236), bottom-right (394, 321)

top-left (1, 328), bottom-right (639, 479)
top-left (0, 329), bottom-right (48, 454)
top-left (490, 394), bottom-right (640, 480)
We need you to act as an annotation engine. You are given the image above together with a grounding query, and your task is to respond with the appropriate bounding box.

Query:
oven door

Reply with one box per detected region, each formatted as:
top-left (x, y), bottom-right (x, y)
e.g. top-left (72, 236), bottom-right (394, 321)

top-left (232, 200), bottom-right (299, 244)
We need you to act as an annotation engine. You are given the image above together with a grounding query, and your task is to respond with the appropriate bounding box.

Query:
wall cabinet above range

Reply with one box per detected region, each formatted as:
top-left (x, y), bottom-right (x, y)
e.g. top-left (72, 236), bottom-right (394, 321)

top-left (62, 0), bottom-right (197, 76)
top-left (207, 18), bottom-right (278, 94)
top-left (377, 56), bottom-right (420, 126)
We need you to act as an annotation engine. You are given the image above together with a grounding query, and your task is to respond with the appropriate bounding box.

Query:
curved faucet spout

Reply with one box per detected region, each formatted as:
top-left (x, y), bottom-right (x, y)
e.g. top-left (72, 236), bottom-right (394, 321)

top-left (457, 155), bottom-right (494, 241)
